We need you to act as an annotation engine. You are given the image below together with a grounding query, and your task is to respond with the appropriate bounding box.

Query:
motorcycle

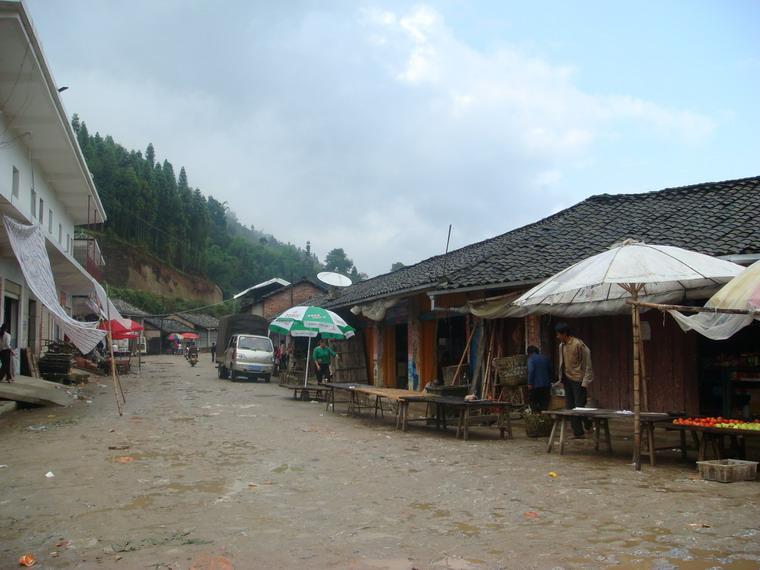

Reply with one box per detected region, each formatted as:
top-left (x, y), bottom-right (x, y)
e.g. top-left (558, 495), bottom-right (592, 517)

top-left (188, 349), bottom-right (198, 367)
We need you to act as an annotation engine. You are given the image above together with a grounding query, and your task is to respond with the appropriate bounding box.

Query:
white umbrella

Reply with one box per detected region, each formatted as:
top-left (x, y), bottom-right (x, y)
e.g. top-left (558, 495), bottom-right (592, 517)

top-left (514, 239), bottom-right (744, 470)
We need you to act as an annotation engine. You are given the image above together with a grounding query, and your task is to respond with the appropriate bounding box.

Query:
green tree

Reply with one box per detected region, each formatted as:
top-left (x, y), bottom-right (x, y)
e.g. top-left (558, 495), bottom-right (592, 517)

top-left (324, 248), bottom-right (353, 275)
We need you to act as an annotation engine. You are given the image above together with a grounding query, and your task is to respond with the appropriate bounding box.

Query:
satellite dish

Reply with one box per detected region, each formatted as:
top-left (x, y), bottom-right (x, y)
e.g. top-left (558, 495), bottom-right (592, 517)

top-left (318, 272), bottom-right (352, 288)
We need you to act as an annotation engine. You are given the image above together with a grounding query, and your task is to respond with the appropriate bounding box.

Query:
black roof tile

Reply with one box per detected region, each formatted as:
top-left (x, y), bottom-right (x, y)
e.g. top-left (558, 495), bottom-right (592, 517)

top-left (324, 176), bottom-right (760, 309)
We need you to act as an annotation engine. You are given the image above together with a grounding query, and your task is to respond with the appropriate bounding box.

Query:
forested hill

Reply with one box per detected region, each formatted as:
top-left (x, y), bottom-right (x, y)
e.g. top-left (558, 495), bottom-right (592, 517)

top-left (72, 115), bottom-right (331, 297)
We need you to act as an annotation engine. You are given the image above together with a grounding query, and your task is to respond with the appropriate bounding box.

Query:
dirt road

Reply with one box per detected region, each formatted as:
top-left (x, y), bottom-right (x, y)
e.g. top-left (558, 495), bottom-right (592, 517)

top-left (1, 356), bottom-right (759, 569)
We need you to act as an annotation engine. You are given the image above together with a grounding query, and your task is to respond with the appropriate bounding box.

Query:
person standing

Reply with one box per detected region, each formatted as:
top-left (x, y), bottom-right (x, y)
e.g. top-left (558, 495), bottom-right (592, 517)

top-left (211, 342), bottom-right (216, 363)
top-left (526, 345), bottom-right (552, 412)
top-left (0, 324), bottom-right (13, 383)
top-left (554, 323), bottom-right (593, 438)
top-left (312, 338), bottom-right (338, 384)
top-left (277, 341), bottom-right (288, 373)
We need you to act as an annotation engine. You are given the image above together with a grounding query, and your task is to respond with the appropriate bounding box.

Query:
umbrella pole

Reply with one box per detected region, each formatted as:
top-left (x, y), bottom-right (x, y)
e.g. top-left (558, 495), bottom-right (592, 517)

top-left (630, 286), bottom-right (642, 471)
top-left (304, 337), bottom-right (311, 387)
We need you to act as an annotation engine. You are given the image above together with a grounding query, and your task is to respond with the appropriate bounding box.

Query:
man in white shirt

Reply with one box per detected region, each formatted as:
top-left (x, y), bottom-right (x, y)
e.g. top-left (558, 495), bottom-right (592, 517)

top-left (0, 323), bottom-right (13, 383)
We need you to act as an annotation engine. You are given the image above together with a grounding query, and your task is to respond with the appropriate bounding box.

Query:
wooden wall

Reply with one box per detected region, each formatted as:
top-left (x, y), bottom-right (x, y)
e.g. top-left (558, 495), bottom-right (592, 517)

top-left (556, 313), bottom-right (698, 414)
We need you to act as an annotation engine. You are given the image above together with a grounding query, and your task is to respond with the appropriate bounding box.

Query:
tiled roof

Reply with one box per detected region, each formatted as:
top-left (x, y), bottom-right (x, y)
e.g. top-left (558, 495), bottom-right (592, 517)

top-left (111, 298), bottom-right (149, 317)
top-left (176, 312), bottom-right (219, 329)
top-left (325, 176), bottom-right (760, 308)
top-left (143, 318), bottom-right (190, 333)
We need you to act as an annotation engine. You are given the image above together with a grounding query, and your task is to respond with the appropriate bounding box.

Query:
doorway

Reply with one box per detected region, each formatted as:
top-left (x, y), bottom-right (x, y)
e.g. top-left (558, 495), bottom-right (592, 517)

top-left (3, 296), bottom-right (19, 348)
top-left (395, 323), bottom-right (408, 389)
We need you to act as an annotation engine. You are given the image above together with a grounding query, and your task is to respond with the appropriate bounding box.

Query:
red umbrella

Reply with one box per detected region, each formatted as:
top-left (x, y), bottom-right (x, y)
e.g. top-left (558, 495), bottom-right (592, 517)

top-left (99, 319), bottom-right (144, 338)
top-left (181, 332), bottom-right (200, 340)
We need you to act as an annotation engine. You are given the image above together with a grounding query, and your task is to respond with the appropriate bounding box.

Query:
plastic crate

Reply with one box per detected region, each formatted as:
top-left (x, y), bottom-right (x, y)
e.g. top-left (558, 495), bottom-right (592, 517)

top-left (696, 459), bottom-right (758, 483)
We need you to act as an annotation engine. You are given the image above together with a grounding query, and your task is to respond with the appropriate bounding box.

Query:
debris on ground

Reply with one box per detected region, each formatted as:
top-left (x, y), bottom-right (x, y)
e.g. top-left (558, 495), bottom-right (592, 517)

top-left (45, 471), bottom-right (54, 478)
top-left (108, 530), bottom-right (212, 553)
top-left (18, 553), bottom-right (36, 566)
top-left (113, 456), bottom-right (135, 464)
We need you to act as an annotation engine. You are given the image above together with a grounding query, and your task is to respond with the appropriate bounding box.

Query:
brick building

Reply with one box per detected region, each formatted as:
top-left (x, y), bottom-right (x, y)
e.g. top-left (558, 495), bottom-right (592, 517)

top-left (240, 279), bottom-right (325, 321)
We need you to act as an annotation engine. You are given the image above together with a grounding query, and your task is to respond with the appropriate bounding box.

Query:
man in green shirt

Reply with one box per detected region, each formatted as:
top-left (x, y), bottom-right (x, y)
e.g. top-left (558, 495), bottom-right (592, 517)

top-left (313, 338), bottom-right (338, 384)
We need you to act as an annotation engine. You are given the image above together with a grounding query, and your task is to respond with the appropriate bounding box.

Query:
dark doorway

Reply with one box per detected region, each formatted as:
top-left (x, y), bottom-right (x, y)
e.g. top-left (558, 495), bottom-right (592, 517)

top-left (395, 323), bottom-right (408, 389)
top-left (3, 296), bottom-right (19, 348)
top-left (436, 316), bottom-right (467, 381)
top-left (697, 322), bottom-right (760, 418)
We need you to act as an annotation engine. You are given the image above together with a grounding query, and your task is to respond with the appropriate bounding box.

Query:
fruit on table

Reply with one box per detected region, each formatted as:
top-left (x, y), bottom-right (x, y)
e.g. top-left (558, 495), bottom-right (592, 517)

top-left (673, 417), bottom-right (760, 430)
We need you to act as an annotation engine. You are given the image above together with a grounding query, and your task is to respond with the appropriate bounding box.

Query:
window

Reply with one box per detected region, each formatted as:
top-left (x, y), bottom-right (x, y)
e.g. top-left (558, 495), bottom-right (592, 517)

top-left (31, 189), bottom-right (37, 218)
top-left (11, 167), bottom-right (19, 198)
top-left (39, 199), bottom-right (44, 224)
top-left (48, 209), bottom-right (53, 234)
top-left (58, 223), bottom-right (62, 244)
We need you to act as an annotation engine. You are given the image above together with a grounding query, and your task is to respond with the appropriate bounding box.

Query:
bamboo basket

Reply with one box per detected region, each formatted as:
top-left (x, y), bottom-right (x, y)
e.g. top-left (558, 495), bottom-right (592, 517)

top-left (524, 412), bottom-right (553, 437)
top-left (493, 355), bottom-right (528, 387)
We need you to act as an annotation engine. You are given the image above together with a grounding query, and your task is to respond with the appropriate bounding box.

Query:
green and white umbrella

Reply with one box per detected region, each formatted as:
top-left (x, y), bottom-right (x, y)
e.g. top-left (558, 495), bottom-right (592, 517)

top-left (269, 306), bottom-right (355, 385)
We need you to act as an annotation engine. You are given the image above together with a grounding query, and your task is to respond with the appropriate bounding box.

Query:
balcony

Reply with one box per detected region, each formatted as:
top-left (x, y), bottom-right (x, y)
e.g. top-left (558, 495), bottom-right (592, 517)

top-left (73, 235), bottom-right (105, 282)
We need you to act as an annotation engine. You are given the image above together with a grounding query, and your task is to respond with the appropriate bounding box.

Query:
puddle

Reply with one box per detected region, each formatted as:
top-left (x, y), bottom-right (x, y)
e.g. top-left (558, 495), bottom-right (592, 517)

top-left (451, 522), bottom-right (480, 537)
top-left (272, 463), bottom-right (304, 474)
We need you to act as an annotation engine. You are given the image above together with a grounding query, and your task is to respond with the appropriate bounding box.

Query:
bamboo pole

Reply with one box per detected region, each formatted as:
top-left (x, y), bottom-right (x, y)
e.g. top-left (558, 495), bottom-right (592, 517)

top-left (105, 295), bottom-right (123, 416)
top-left (628, 300), bottom-right (756, 315)
top-left (483, 322), bottom-right (496, 398)
top-left (629, 285), bottom-right (642, 471)
top-left (451, 324), bottom-right (477, 386)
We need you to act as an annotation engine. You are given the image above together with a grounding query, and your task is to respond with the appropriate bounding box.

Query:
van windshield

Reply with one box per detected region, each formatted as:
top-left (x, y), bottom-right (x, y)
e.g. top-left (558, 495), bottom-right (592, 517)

top-left (238, 337), bottom-right (271, 351)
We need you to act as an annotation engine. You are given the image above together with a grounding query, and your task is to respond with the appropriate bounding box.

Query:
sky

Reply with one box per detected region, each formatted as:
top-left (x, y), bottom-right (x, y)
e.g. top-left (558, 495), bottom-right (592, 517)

top-left (26, 0), bottom-right (760, 277)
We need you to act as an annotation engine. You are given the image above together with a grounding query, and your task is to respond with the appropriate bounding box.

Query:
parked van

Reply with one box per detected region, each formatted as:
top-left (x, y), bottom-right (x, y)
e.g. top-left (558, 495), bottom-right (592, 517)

top-left (218, 334), bottom-right (274, 382)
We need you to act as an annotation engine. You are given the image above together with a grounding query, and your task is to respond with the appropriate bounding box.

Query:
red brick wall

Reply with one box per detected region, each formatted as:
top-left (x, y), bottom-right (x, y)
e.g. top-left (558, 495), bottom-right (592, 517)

top-left (262, 283), bottom-right (323, 320)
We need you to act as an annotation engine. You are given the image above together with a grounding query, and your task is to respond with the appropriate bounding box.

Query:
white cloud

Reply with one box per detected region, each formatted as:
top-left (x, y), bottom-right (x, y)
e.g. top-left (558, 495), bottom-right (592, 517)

top-left (35, 2), bottom-right (719, 277)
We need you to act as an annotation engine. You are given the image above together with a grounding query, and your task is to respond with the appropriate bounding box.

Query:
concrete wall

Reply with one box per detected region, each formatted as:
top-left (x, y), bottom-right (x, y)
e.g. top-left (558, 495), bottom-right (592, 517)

top-left (0, 114), bottom-right (77, 257)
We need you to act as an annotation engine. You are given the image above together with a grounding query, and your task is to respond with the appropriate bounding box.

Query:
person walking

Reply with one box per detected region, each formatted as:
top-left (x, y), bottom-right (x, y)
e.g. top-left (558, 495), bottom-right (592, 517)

top-left (312, 338), bottom-right (338, 384)
top-left (526, 345), bottom-right (552, 412)
top-left (211, 342), bottom-right (216, 363)
top-left (554, 323), bottom-right (593, 438)
top-left (0, 323), bottom-right (14, 383)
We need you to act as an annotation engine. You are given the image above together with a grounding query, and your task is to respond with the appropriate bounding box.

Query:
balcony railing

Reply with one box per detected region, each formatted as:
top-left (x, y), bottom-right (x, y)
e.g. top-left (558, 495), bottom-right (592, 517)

top-left (73, 236), bottom-right (105, 281)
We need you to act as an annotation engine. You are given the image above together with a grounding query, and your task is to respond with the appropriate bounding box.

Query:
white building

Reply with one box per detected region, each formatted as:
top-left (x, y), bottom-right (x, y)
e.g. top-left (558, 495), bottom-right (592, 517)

top-left (0, 0), bottom-right (107, 360)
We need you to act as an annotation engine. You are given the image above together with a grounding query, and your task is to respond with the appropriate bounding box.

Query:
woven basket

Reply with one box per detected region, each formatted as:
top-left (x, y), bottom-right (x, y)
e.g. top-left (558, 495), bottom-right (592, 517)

top-left (493, 355), bottom-right (528, 387)
top-left (524, 413), bottom-right (553, 438)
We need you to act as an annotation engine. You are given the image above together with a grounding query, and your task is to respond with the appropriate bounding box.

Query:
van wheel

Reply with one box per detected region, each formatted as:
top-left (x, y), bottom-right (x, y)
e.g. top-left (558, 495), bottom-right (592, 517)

top-left (218, 366), bottom-right (229, 379)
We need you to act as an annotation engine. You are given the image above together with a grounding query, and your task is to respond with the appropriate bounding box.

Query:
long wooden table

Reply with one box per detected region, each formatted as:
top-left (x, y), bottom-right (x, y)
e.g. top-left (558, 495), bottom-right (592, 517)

top-left (398, 395), bottom-right (514, 440)
top-left (322, 382), bottom-right (370, 412)
top-left (663, 423), bottom-right (760, 461)
top-left (347, 386), bottom-right (420, 423)
top-left (543, 409), bottom-right (675, 465)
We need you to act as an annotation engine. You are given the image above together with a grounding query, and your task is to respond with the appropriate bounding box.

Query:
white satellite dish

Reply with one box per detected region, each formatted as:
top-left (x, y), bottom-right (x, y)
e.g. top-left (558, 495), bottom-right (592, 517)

top-left (318, 272), bottom-right (352, 288)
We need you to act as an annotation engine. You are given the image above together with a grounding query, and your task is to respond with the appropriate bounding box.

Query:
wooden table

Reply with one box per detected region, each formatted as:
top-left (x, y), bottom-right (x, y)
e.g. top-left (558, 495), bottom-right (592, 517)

top-left (397, 395), bottom-right (514, 440)
top-left (662, 423), bottom-right (760, 461)
top-left (347, 386), bottom-right (420, 425)
top-left (287, 385), bottom-right (333, 402)
top-left (322, 382), bottom-right (369, 412)
top-left (544, 409), bottom-right (675, 465)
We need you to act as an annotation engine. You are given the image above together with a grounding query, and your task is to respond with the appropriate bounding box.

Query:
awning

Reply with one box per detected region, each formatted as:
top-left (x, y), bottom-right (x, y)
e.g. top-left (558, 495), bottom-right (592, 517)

top-left (3, 216), bottom-right (106, 353)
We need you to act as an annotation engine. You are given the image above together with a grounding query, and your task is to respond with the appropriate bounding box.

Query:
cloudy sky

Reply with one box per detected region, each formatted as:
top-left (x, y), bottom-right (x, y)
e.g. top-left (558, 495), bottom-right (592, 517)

top-left (27, 1), bottom-right (760, 276)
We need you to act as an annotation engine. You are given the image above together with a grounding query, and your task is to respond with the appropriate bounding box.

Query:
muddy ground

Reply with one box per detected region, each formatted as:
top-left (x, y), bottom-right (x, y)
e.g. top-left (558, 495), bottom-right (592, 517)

top-left (0, 355), bottom-right (759, 569)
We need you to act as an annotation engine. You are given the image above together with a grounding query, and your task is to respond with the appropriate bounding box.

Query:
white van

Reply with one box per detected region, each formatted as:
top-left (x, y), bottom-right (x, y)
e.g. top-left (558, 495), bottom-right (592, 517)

top-left (218, 334), bottom-right (274, 382)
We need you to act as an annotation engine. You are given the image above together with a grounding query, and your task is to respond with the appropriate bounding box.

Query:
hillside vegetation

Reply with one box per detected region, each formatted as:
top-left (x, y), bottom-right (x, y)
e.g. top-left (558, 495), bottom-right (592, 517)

top-left (73, 115), bottom-right (364, 297)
